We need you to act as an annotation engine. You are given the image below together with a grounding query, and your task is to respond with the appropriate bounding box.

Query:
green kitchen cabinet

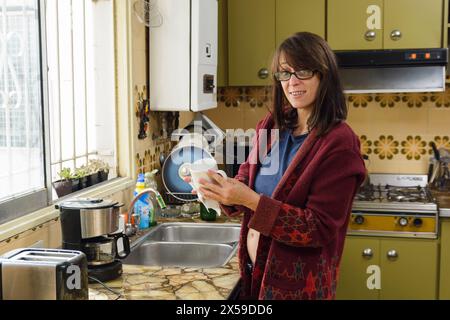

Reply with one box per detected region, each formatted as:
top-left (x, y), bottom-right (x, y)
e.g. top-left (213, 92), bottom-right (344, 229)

top-left (218, 0), bottom-right (228, 87)
top-left (336, 236), bottom-right (438, 300)
top-left (336, 236), bottom-right (380, 299)
top-left (383, 0), bottom-right (443, 49)
top-left (439, 219), bottom-right (450, 299)
top-left (379, 238), bottom-right (438, 299)
top-left (327, 0), bottom-right (445, 50)
top-left (328, 0), bottom-right (384, 50)
top-left (228, 0), bottom-right (275, 86)
top-left (276, 0), bottom-right (326, 47)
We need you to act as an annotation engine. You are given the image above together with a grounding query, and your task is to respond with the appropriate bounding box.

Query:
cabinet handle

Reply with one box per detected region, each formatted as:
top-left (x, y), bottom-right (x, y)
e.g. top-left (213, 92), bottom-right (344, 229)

top-left (390, 30), bottom-right (402, 41)
top-left (258, 68), bottom-right (269, 79)
top-left (364, 30), bottom-right (376, 41)
top-left (387, 249), bottom-right (398, 260)
top-left (362, 248), bottom-right (373, 259)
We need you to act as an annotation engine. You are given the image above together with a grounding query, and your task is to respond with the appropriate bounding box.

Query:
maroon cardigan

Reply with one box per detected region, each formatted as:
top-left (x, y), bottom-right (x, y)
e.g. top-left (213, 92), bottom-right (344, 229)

top-left (222, 113), bottom-right (366, 300)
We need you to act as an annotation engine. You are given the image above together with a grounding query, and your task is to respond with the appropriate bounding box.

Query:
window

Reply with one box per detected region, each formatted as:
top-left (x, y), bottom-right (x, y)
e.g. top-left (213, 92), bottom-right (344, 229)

top-left (0, 0), bottom-right (117, 224)
top-left (46, 0), bottom-right (116, 196)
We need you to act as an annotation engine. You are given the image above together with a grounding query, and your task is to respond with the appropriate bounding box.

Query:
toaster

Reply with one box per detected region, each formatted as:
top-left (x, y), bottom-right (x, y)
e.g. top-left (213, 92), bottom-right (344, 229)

top-left (0, 248), bottom-right (89, 300)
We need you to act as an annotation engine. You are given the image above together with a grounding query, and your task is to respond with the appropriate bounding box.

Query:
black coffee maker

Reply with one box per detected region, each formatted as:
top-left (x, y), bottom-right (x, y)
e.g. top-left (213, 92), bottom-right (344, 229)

top-left (56, 198), bottom-right (130, 283)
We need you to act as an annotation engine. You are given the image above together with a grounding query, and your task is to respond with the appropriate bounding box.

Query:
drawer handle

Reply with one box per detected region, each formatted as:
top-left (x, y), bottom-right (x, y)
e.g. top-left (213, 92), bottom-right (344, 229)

top-left (362, 248), bottom-right (373, 259)
top-left (364, 30), bottom-right (376, 41)
top-left (258, 68), bottom-right (269, 79)
top-left (387, 249), bottom-right (398, 260)
top-left (390, 30), bottom-right (402, 41)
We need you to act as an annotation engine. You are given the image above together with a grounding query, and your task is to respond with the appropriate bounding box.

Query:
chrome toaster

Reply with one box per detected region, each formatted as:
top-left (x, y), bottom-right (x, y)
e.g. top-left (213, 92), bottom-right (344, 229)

top-left (0, 248), bottom-right (89, 300)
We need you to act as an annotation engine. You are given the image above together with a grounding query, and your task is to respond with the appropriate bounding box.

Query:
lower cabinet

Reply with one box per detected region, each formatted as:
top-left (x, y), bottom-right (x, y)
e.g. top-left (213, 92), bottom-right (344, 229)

top-left (440, 219), bottom-right (450, 299)
top-left (336, 236), bottom-right (438, 300)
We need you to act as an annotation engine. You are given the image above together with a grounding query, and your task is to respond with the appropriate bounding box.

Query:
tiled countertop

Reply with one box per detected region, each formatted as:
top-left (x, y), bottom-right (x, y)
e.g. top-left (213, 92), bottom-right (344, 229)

top-left (431, 189), bottom-right (450, 218)
top-left (89, 214), bottom-right (242, 300)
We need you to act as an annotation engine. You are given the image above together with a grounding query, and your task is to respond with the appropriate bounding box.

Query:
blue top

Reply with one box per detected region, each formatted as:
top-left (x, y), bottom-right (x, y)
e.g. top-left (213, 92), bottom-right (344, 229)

top-left (254, 130), bottom-right (308, 197)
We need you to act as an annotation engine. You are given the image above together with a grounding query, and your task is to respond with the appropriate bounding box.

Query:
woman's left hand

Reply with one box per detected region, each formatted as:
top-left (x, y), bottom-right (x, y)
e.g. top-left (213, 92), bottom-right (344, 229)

top-left (198, 170), bottom-right (261, 211)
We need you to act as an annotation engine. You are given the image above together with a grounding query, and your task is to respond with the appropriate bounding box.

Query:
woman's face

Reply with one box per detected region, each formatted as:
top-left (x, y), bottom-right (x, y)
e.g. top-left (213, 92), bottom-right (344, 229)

top-left (278, 56), bottom-right (320, 112)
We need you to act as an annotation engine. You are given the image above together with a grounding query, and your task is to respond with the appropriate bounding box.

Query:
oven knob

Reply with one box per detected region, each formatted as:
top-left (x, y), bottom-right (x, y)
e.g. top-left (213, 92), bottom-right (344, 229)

top-left (413, 218), bottom-right (423, 227)
top-left (354, 215), bottom-right (365, 225)
top-left (398, 217), bottom-right (409, 227)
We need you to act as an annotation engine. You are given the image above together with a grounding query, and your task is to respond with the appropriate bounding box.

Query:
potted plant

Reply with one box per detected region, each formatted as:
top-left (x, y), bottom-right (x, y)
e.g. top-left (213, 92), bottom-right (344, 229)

top-left (85, 162), bottom-right (99, 187)
top-left (96, 159), bottom-right (110, 182)
top-left (53, 168), bottom-right (73, 198)
top-left (74, 166), bottom-right (89, 190)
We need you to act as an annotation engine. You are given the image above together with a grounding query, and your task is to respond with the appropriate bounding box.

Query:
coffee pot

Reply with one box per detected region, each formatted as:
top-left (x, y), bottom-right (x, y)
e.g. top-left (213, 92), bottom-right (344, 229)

top-left (56, 198), bottom-right (131, 282)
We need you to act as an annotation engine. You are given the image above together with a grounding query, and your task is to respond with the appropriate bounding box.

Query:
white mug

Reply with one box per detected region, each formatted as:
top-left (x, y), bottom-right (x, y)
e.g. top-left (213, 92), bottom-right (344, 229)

top-left (189, 158), bottom-right (227, 213)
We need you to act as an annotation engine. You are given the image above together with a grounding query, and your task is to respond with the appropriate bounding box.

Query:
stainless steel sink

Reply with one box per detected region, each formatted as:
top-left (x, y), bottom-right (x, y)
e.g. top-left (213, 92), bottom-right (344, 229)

top-left (140, 222), bottom-right (241, 244)
top-left (122, 223), bottom-right (241, 268)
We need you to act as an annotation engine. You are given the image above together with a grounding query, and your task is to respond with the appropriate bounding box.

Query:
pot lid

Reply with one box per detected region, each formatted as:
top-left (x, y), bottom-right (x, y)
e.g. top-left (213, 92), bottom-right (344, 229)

top-left (56, 198), bottom-right (120, 210)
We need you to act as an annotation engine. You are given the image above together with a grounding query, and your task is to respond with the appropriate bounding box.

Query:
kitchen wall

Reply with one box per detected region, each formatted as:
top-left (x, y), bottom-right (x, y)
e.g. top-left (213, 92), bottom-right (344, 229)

top-left (204, 86), bottom-right (450, 175)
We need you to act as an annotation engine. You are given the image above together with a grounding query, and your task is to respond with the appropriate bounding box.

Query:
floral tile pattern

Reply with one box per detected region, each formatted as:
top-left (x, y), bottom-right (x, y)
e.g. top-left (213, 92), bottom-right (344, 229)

top-left (402, 93), bottom-right (429, 108)
top-left (359, 135), bottom-right (373, 156)
top-left (431, 89), bottom-right (450, 108)
top-left (347, 94), bottom-right (373, 108)
top-left (245, 86), bottom-right (270, 108)
top-left (401, 136), bottom-right (427, 160)
top-left (218, 87), bottom-right (244, 107)
top-left (428, 136), bottom-right (450, 154)
top-left (375, 93), bottom-right (401, 108)
top-left (373, 135), bottom-right (399, 160)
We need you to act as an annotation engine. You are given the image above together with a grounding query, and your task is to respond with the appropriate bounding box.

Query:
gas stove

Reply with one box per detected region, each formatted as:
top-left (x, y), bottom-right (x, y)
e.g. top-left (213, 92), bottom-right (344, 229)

top-left (350, 174), bottom-right (438, 239)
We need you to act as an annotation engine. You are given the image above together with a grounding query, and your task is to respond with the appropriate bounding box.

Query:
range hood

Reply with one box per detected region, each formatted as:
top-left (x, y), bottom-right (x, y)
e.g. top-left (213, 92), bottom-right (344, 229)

top-left (335, 48), bottom-right (448, 93)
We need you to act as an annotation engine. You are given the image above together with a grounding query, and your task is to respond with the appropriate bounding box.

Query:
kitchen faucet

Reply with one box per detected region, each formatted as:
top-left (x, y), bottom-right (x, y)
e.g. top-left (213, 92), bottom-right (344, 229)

top-left (125, 188), bottom-right (166, 236)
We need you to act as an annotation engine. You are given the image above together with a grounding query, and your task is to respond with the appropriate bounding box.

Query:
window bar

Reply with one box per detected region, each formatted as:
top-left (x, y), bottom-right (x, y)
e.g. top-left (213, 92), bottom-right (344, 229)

top-left (55, 0), bottom-right (63, 178)
top-left (83, 0), bottom-right (89, 165)
top-left (21, 1), bottom-right (31, 186)
top-left (2, 1), bottom-right (12, 192)
top-left (70, 0), bottom-right (76, 170)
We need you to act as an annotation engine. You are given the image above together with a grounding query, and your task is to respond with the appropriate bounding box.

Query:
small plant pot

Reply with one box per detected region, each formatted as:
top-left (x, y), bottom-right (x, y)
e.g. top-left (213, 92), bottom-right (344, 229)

top-left (86, 172), bottom-right (99, 187)
top-left (53, 180), bottom-right (72, 198)
top-left (79, 176), bottom-right (88, 190)
top-left (71, 178), bottom-right (80, 192)
top-left (98, 170), bottom-right (109, 182)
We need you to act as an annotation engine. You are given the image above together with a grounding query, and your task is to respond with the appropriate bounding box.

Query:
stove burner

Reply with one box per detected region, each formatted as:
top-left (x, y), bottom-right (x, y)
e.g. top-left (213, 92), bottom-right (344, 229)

top-left (385, 185), bottom-right (429, 203)
top-left (355, 184), bottom-right (433, 203)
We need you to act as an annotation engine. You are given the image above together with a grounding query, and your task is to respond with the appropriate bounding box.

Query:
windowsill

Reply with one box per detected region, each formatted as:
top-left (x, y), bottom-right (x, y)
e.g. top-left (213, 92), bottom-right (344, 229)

top-left (0, 177), bottom-right (134, 243)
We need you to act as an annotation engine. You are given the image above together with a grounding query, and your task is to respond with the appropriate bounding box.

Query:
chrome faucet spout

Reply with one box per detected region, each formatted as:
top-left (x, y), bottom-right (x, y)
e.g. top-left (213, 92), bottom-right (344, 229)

top-left (125, 188), bottom-right (161, 236)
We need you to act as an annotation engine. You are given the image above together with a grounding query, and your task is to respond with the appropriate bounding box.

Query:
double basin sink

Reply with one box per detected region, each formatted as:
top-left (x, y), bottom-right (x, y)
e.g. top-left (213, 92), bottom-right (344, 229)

top-left (122, 222), bottom-right (241, 268)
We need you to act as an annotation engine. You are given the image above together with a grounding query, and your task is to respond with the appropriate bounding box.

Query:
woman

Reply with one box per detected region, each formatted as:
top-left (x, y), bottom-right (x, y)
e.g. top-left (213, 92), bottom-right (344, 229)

top-left (189, 32), bottom-right (366, 300)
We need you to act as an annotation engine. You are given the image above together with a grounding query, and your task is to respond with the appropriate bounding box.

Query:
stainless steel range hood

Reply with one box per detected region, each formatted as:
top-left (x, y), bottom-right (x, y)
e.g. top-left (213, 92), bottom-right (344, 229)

top-left (335, 49), bottom-right (448, 93)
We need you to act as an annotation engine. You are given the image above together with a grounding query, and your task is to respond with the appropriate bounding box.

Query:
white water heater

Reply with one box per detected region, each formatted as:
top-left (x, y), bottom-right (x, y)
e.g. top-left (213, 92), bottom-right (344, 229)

top-left (149, 0), bottom-right (218, 112)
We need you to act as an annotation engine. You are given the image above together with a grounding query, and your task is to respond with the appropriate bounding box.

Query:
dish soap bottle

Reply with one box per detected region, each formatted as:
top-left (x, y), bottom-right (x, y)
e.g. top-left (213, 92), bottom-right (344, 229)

top-left (134, 173), bottom-right (152, 230)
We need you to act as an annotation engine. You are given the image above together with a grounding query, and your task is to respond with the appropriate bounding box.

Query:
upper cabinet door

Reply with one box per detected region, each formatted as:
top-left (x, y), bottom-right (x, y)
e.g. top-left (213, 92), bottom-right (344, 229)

top-left (228, 0), bottom-right (275, 86)
top-left (276, 0), bottom-right (326, 47)
top-left (218, 0), bottom-right (228, 87)
top-left (328, 0), bottom-right (384, 50)
top-left (384, 0), bottom-right (443, 49)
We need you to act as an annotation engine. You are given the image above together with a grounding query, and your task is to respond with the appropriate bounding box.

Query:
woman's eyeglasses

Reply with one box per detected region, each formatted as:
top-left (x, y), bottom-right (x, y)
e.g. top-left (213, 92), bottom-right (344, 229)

top-left (274, 69), bottom-right (315, 81)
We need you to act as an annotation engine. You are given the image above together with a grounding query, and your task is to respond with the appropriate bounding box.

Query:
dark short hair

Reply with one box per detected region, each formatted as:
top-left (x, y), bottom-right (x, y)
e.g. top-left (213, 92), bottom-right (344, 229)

top-left (270, 32), bottom-right (347, 137)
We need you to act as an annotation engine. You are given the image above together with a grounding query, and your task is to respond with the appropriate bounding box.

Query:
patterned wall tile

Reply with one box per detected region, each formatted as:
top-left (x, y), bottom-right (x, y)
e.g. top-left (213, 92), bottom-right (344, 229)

top-left (428, 136), bottom-right (450, 154)
top-left (245, 86), bottom-right (271, 108)
top-left (359, 135), bottom-right (373, 156)
top-left (430, 89), bottom-right (450, 108)
top-left (402, 93), bottom-right (429, 108)
top-left (375, 93), bottom-right (401, 108)
top-left (218, 87), bottom-right (244, 107)
top-left (373, 135), bottom-right (399, 160)
top-left (347, 94), bottom-right (373, 108)
top-left (401, 136), bottom-right (427, 160)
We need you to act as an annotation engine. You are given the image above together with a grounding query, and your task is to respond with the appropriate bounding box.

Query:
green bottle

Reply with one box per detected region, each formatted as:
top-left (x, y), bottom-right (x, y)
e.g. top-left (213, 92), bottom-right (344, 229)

top-left (200, 203), bottom-right (217, 221)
